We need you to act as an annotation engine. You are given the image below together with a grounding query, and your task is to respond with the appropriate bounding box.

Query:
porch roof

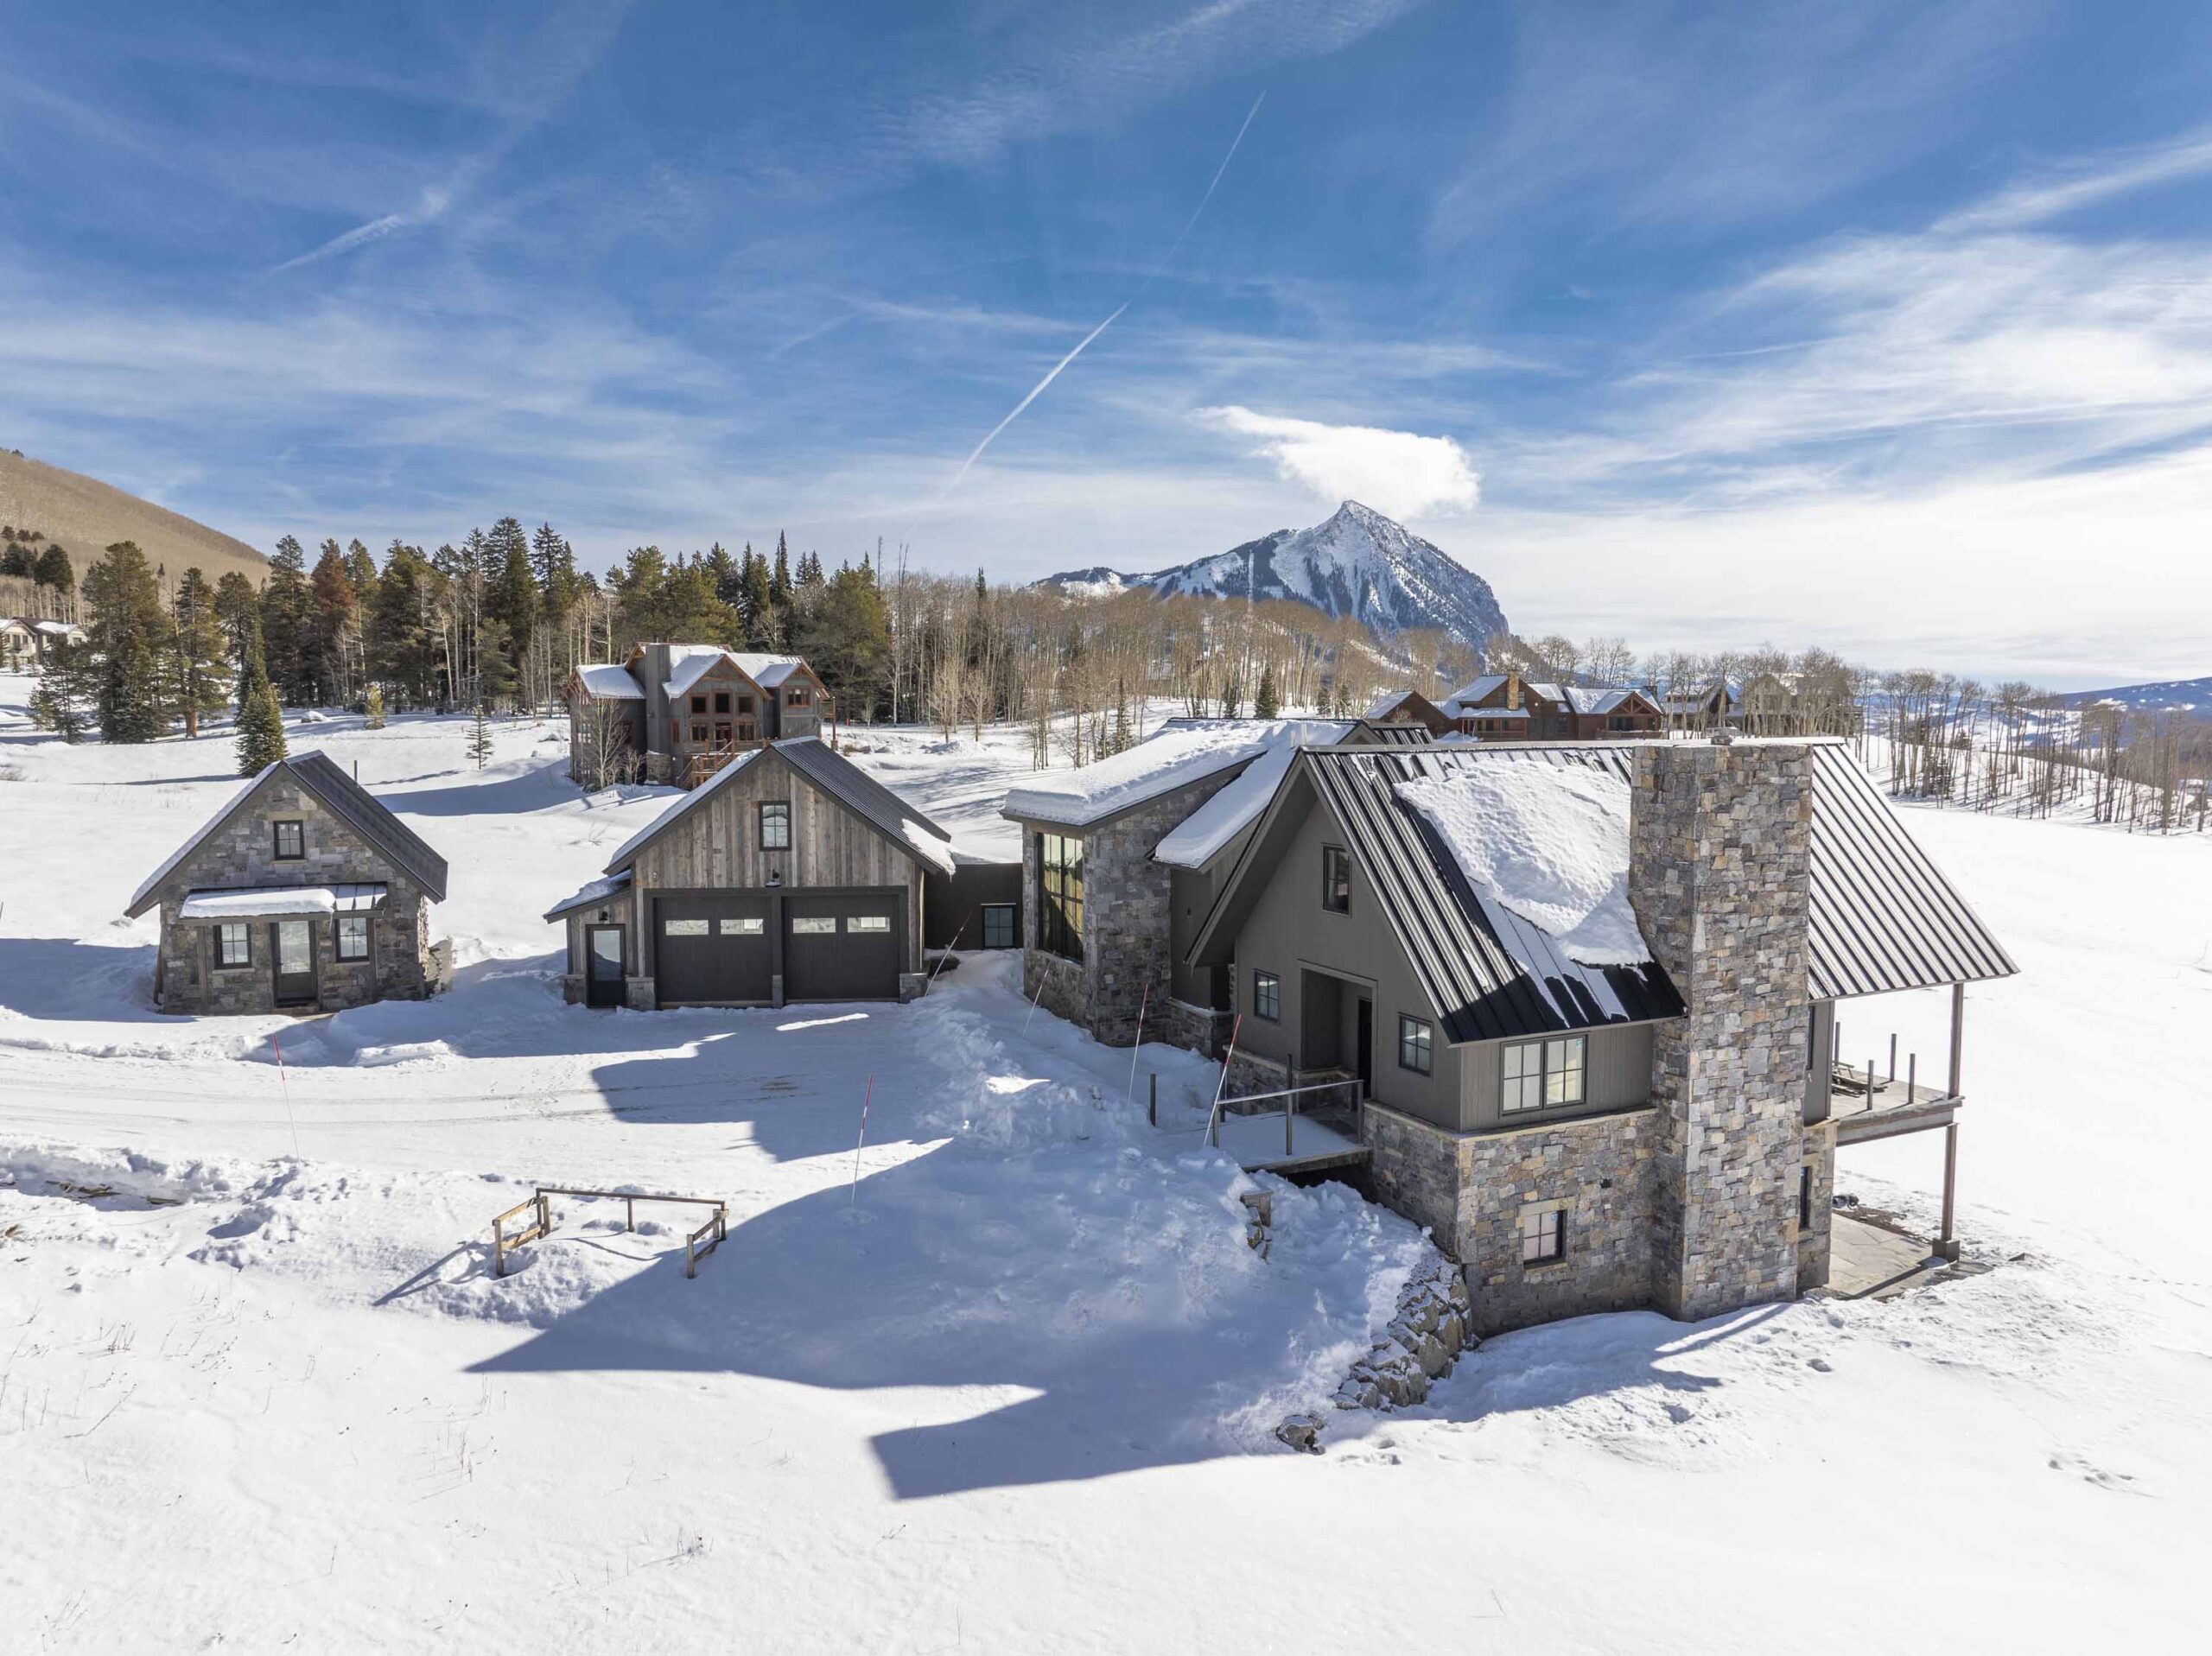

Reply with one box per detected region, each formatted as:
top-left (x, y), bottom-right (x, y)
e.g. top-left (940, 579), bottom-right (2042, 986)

top-left (179, 883), bottom-right (387, 919)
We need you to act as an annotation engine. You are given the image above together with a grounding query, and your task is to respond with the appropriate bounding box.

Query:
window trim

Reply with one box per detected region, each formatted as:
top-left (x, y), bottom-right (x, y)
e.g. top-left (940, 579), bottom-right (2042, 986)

top-left (713, 690), bottom-right (731, 714)
top-left (1519, 1207), bottom-right (1566, 1266)
top-left (215, 921), bottom-right (251, 968)
top-left (759, 801), bottom-right (791, 850)
top-left (271, 819), bottom-right (305, 861)
top-left (690, 694), bottom-right (708, 714)
top-left (1252, 969), bottom-right (1281, 1021)
top-left (1397, 1014), bottom-right (1433, 1075)
top-left (981, 903), bottom-right (1016, 949)
top-left (1320, 844), bottom-right (1351, 915)
top-left (1501, 1034), bottom-right (1588, 1115)
top-left (1037, 831), bottom-right (1084, 963)
top-left (334, 913), bottom-right (371, 962)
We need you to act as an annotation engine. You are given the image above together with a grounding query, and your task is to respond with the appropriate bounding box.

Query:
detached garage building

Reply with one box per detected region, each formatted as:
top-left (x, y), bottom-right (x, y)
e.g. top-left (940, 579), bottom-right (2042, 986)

top-left (546, 736), bottom-right (963, 1010)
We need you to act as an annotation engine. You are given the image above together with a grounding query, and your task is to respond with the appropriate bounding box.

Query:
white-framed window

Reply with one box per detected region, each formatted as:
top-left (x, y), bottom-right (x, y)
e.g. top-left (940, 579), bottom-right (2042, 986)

top-left (791, 915), bottom-right (836, 935)
top-left (1520, 1208), bottom-right (1566, 1264)
top-left (216, 922), bottom-right (251, 968)
top-left (1252, 970), bottom-right (1281, 1020)
top-left (1398, 1014), bottom-right (1433, 1075)
top-left (719, 917), bottom-right (765, 936)
top-left (1502, 1035), bottom-right (1586, 1114)
top-left (760, 802), bottom-right (791, 850)
top-left (664, 918), bottom-right (709, 936)
top-left (334, 915), bottom-right (370, 961)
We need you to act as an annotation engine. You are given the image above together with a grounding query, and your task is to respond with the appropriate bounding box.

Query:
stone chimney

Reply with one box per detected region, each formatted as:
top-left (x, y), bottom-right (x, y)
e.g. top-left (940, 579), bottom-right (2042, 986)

top-left (1505, 670), bottom-right (1522, 713)
top-left (1630, 740), bottom-right (1814, 1321)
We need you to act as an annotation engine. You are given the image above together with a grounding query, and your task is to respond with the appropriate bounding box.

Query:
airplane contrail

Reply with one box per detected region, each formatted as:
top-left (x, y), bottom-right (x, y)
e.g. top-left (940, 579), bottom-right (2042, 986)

top-left (938, 92), bottom-right (1266, 498)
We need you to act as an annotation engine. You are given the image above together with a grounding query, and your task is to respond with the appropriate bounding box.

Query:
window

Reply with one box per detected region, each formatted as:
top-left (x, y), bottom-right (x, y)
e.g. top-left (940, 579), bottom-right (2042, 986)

top-left (1520, 1208), bottom-right (1566, 1265)
top-left (759, 802), bottom-right (791, 849)
top-left (982, 904), bottom-right (1016, 949)
top-left (664, 917), bottom-right (709, 936)
top-left (1398, 1015), bottom-right (1433, 1075)
top-left (1502, 1036), bottom-right (1586, 1114)
top-left (1253, 970), bottom-right (1281, 1020)
top-left (216, 923), bottom-right (251, 968)
top-left (713, 691), bottom-right (731, 714)
top-left (787, 687), bottom-right (810, 707)
top-left (737, 695), bottom-right (753, 715)
top-left (1038, 832), bottom-right (1084, 961)
top-left (713, 723), bottom-right (732, 749)
top-left (1321, 845), bottom-right (1351, 914)
top-left (1799, 1166), bottom-right (1813, 1230)
top-left (690, 721), bottom-right (708, 745)
top-left (272, 819), bottom-right (304, 860)
top-left (335, 915), bottom-right (369, 961)
top-left (849, 914), bottom-right (890, 934)
top-left (791, 915), bottom-right (836, 935)
top-left (690, 694), bottom-right (707, 714)
top-left (719, 917), bottom-right (765, 936)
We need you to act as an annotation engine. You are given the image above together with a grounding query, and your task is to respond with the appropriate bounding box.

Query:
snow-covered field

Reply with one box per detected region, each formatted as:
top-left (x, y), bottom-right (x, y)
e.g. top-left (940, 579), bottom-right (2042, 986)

top-left (3, 677), bottom-right (2208, 1652)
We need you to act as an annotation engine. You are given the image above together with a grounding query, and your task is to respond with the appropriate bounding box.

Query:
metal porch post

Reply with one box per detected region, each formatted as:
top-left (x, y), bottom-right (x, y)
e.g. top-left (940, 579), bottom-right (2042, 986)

top-left (1936, 1122), bottom-right (1961, 1262)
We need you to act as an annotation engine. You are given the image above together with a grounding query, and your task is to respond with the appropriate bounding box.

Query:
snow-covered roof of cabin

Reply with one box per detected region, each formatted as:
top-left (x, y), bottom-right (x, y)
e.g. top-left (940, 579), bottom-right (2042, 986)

top-left (573, 663), bottom-right (645, 700)
top-left (1001, 718), bottom-right (1355, 829)
top-left (179, 883), bottom-right (387, 919)
top-left (127, 765), bottom-right (280, 912)
top-left (900, 817), bottom-right (957, 876)
top-left (32, 620), bottom-right (82, 637)
top-left (659, 648), bottom-right (812, 701)
top-left (1395, 765), bottom-right (1647, 966)
top-left (543, 870), bottom-right (632, 922)
top-left (1154, 744), bottom-right (1300, 869)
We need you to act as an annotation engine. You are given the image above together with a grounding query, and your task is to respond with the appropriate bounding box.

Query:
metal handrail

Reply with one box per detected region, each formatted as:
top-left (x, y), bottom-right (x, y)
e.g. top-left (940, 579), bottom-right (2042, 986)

top-left (1204, 1077), bottom-right (1363, 1156)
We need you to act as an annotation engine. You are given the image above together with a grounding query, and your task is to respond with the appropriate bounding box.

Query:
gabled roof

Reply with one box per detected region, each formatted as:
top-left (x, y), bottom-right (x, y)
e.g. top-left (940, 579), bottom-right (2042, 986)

top-left (543, 870), bottom-right (632, 923)
top-left (1190, 739), bottom-right (2016, 1044)
top-left (1000, 718), bottom-right (1356, 830)
top-left (126, 751), bottom-right (450, 917)
top-left (653, 646), bottom-right (817, 702)
top-left (604, 738), bottom-right (952, 878)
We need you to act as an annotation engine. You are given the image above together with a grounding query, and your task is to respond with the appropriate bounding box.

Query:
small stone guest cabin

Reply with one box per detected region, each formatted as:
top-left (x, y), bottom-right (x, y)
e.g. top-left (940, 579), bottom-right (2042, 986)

top-left (126, 752), bottom-right (449, 1015)
top-left (566, 644), bottom-right (830, 789)
top-left (547, 736), bottom-right (963, 1009)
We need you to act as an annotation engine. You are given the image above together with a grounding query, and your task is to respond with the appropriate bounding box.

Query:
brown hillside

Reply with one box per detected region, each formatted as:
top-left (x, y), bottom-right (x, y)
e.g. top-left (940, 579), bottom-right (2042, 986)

top-left (0, 449), bottom-right (271, 589)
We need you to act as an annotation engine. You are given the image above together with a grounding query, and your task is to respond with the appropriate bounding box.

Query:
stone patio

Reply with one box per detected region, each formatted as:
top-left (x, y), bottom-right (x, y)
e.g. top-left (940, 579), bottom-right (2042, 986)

top-left (1827, 1210), bottom-right (1950, 1299)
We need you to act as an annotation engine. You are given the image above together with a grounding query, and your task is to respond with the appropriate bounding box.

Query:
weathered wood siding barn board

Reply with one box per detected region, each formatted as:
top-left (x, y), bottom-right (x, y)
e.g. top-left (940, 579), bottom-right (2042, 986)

top-left (633, 762), bottom-right (913, 894)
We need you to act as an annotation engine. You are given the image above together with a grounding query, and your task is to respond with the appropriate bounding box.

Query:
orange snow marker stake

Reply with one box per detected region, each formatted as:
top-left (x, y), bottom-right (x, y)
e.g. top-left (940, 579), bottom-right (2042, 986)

top-left (270, 1030), bottom-right (302, 1160)
top-left (849, 1075), bottom-right (874, 1209)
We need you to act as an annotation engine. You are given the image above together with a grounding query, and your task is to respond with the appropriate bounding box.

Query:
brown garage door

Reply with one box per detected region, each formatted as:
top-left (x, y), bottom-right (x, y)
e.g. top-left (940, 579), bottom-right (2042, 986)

top-left (653, 893), bottom-right (772, 1006)
top-left (785, 891), bottom-right (902, 1002)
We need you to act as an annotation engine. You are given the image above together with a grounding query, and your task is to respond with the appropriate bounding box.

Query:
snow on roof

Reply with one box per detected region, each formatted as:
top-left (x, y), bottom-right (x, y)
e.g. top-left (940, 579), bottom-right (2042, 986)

top-left (659, 647), bottom-right (810, 701)
top-left (179, 884), bottom-right (386, 919)
top-left (33, 620), bottom-right (81, 637)
top-left (900, 817), bottom-right (957, 876)
top-left (1363, 689), bottom-right (1421, 719)
top-left (732, 653), bottom-right (806, 688)
top-left (1154, 744), bottom-right (1300, 869)
top-left (127, 765), bottom-right (279, 913)
top-left (1395, 761), bottom-right (1650, 968)
top-left (605, 747), bottom-right (765, 870)
top-left (543, 869), bottom-right (632, 922)
top-left (1001, 719), bottom-right (1354, 828)
top-left (573, 663), bottom-right (645, 700)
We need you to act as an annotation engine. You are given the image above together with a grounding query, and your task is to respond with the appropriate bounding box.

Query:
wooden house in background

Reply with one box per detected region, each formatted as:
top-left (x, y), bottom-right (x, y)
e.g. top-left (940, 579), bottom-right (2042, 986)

top-left (565, 643), bottom-right (832, 790)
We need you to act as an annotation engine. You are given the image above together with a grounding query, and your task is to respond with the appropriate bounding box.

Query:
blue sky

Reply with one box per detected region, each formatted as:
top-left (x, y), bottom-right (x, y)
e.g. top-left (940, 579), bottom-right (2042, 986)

top-left (4, 0), bottom-right (2211, 686)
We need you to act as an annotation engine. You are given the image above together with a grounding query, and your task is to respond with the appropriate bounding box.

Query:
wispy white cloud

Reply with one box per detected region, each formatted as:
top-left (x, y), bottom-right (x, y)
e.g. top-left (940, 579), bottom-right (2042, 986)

top-left (1195, 405), bottom-right (1481, 517)
top-left (1936, 125), bottom-right (2212, 232)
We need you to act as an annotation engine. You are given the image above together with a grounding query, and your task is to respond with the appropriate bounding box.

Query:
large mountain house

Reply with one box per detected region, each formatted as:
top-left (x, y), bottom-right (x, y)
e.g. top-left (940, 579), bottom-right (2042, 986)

top-left (125, 752), bottom-right (450, 1016)
top-left (565, 643), bottom-right (831, 789)
top-left (545, 735), bottom-right (999, 1010)
top-left (998, 716), bottom-right (1431, 1056)
top-left (1440, 672), bottom-right (1664, 740)
top-left (1184, 735), bottom-right (2014, 1336)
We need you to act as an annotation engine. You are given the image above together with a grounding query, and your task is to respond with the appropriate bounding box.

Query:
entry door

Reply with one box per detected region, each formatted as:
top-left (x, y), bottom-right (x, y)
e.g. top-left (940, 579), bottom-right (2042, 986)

top-left (272, 920), bottom-right (317, 1006)
top-left (585, 926), bottom-right (626, 1007)
top-left (1356, 999), bottom-right (1374, 1095)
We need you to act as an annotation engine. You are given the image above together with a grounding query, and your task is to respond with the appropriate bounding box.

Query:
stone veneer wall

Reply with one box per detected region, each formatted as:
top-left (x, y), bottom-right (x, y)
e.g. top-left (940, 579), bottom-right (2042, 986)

top-left (1630, 740), bottom-right (1813, 1322)
top-left (150, 772), bottom-right (434, 1015)
top-left (1365, 1101), bottom-right (1664, 1337)
top-left (1154, 996), bottom-right (1234, 1060)
top-left (1798, 1126), bottom-right (1835, 1291)
top-left (1020, 771), bottom-right (1244, 1050)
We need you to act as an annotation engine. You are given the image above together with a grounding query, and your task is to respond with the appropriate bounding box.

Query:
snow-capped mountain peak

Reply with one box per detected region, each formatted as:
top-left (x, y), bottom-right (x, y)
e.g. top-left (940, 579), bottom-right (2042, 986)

top-left (1038, 500), bottom-right (1508, 645)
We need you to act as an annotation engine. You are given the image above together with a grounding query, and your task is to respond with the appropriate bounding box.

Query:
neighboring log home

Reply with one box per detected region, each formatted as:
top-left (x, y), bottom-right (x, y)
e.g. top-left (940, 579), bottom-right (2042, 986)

top-left (1439, 672), bottom-right (1665, 740)
top-left (565, 643), bottom-right (831, 789)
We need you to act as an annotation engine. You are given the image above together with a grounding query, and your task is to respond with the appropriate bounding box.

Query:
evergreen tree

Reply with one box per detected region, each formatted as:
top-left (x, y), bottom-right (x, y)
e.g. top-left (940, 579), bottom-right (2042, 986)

top-left (27, 635), bottom-right (92, 741)
top-left (260, 535), bottom-right (310, 705)
top-left (703, 542), bottom-right (741, 611)
top-left (0, 545), bottom-right (29, 579)
top-left (234, 676), bottom-right (288, 775)
top-left (467, 704), bottom-right (493, 770)
top-left (169, 568), bottom-right (228, 739)
top-left (82, 541), bottom-right (171, 743)
top-left (213, 571), bottom-right (259, 668)
top-left (232, 611), bottom-right (267, 714)
top-left (798, 563), bottom-right (892, 719)
top-left (370, 543), bottom-right (442, 709)
top-left (741, 546), bottom-right (775, 649)
top-left (476, 618), bottom-right (521, 707)
top-left (345, 538), bottom-right (380, 614)
top-left (308, 541), bottom-right (356, 705)
top-left (486, 517), bottom-right (537, 695)
top-left (771, 532), bottom-right (792, 608)
top-left (32, 542), bottom-right (73, 593)
top-left (1254, 663), bottom-right (1281, 719)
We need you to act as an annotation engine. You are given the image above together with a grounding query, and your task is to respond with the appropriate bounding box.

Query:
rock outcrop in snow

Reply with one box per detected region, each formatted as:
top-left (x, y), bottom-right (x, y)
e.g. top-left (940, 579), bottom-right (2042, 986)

top-left (1038, 500), bottom-right (1509, 648)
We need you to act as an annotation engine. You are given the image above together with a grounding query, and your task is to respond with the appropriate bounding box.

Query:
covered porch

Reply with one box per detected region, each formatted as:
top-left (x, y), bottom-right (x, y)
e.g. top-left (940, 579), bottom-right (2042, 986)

top-left (1820, 981), bottom-right (1974, 1263)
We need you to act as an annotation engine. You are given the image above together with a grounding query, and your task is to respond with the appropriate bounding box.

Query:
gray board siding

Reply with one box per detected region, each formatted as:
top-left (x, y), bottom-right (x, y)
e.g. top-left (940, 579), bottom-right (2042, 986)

top-left (1457, 1023), bottom-right (1656, 1133)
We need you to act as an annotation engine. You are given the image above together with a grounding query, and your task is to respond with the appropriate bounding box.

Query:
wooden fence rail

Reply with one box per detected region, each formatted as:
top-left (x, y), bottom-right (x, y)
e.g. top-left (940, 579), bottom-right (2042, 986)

top-left (487, 1187), bottom-right (730, 1279)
